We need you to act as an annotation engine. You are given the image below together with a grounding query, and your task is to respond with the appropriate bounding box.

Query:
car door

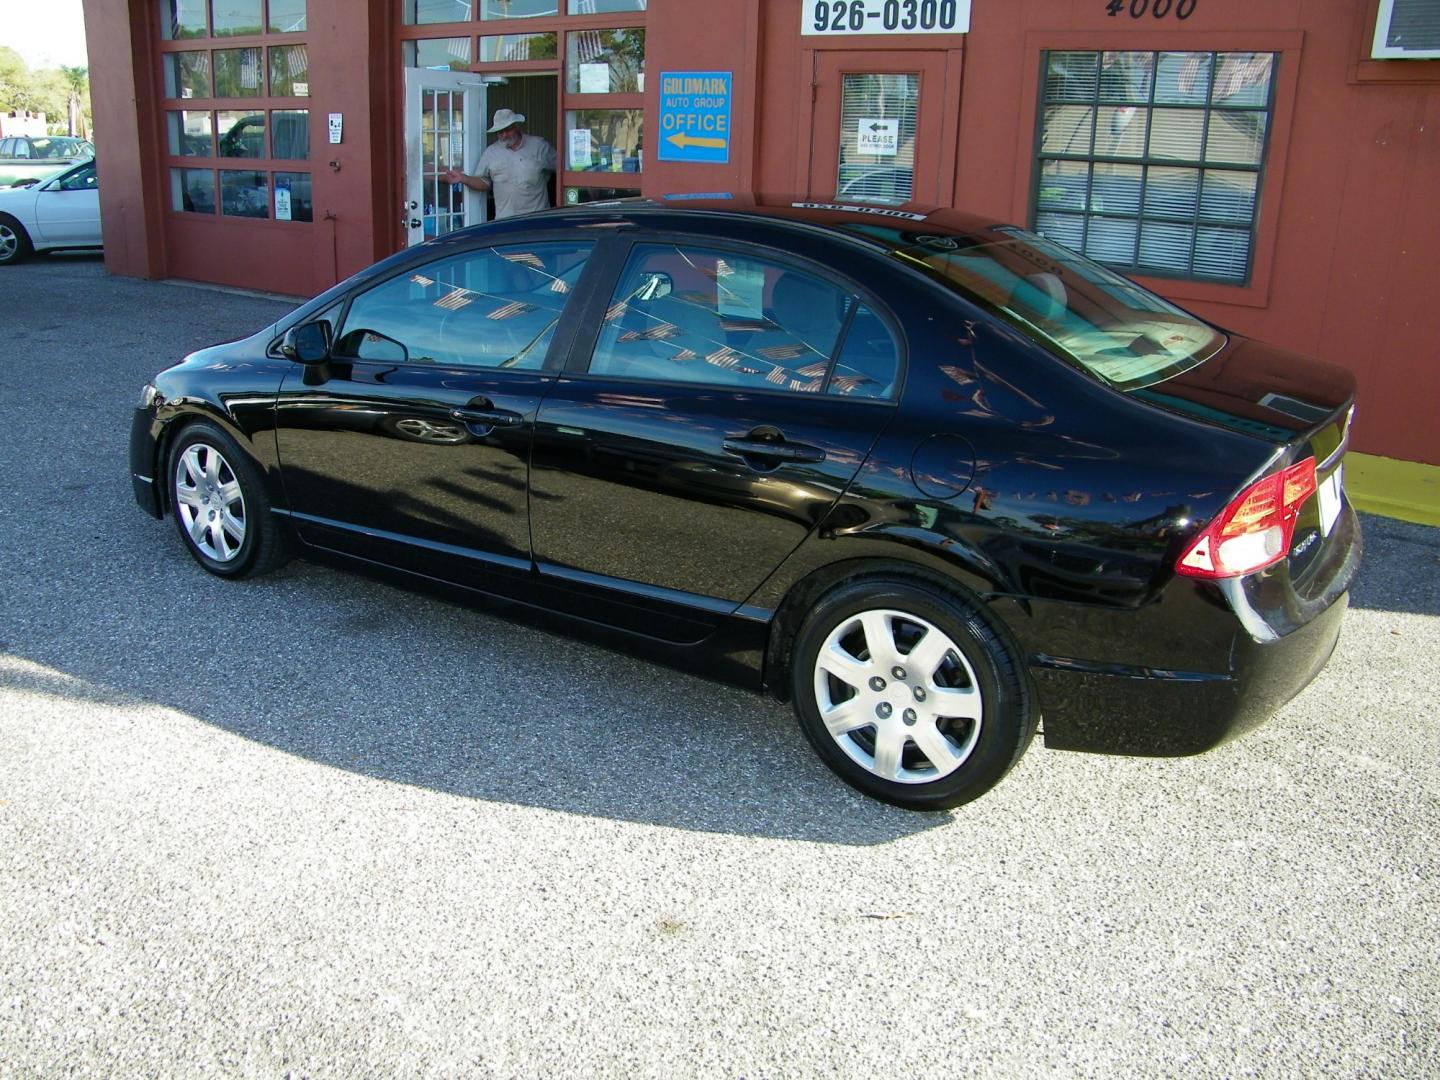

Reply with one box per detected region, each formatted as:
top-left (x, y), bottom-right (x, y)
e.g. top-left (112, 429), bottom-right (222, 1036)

top-left (33, 161), bottom-right (100, 244)
top-left (274, 236), bottom-right (595, 596)
top-left (529, 234), bottom-right (904, 641)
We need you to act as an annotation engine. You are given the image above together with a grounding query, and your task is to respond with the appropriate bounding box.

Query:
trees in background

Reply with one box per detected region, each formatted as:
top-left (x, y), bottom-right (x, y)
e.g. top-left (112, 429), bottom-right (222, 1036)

top-left (0, 48), bottom-right (92, 139)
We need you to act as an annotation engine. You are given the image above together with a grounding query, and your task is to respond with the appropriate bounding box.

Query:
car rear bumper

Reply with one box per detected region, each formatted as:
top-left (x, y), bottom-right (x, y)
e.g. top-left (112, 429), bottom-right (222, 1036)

top-left (1033, 589), bottom-right (1348, 755)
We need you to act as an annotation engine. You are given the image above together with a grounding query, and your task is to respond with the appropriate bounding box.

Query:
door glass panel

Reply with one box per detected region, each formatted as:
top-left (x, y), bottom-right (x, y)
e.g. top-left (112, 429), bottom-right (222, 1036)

top-left (334, 242), bottom-right (593, 370)
top-left (269, 45), bottom-right (310, 97)
top-left (837, 73), bottom-right (917, 202)
top-left (422, 88), bottom-right (466, 238)
top-left (588, 244), bottom-right (855, 392)
top-left (404, 38), bottom-right (472, 70)
top-left (213, 0), bottom-right (262, 36)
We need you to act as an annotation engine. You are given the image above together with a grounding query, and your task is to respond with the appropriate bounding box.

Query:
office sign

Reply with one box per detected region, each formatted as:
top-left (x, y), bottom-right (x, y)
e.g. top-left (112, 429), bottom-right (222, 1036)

top-left (658, 71), bottom-right (732, 164)
top-left (803, 0), bottom-right (970, 34)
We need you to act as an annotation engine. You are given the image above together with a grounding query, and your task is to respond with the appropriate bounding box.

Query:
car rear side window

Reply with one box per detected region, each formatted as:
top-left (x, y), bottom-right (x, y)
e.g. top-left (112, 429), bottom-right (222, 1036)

top-left (333, 241), bottom-right (592, 370)
top-left (589, 243), bottom-right (869, 395)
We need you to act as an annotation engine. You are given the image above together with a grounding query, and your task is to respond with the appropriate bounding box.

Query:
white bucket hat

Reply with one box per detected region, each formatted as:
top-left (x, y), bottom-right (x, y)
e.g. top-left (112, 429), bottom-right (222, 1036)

top-left (488, 108), bottom-right (525, 133)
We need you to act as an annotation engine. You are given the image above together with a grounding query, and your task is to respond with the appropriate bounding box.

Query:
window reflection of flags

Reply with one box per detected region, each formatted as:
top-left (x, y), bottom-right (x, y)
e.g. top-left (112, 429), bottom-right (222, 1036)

top-left (501, 250), bottom-right (545, 269)
top-left (705, 347), bottom-right (741, 369)
top-left (241, 50), bottom-right (261, 90)
top-left (830, 374), bottom-right (872, 394)
top-left (619, 321), bottom-right (678, 342)
top-left (575, 30), bottom-right (604, 63)
top-left (487, 300), bottom-right (537, 320)
top-left (759, 343), bottom-right (809, 361)
top-left (434, 289), bottom-right (473, 311)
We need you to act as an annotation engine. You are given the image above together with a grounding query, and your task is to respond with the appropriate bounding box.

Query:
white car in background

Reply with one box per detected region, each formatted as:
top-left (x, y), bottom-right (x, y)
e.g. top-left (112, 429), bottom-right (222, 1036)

top-left (0, 159), bottom-right (101, 266)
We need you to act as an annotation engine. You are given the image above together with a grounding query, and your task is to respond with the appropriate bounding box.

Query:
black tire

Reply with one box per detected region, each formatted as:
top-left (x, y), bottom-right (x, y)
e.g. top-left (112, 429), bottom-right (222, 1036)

top-left (789, 577), bottom-right (1035, 810)
top-left (166, 421), bottom-right (287, 579)
top-left (0, 214), bottom-right (33, 266)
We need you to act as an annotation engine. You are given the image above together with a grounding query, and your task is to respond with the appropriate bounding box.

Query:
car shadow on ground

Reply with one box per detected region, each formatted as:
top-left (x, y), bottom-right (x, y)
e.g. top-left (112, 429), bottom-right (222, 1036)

top-left (1347, 514), bottom-right (1440, 617)
top-left (0, 488), bottom-right (953, 846)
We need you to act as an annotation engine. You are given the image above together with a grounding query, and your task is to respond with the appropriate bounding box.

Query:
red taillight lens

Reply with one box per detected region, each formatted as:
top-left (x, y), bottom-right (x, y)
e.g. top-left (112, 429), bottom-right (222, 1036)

top-left (1177, 457), bottom-right (1318, 579)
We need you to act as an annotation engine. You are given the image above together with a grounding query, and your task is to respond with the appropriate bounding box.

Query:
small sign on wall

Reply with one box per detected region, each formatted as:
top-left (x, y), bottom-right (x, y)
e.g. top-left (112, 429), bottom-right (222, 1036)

top-left (856, 117), bottom-right (899, 156)
top-left (328, 113), bottom-right (343, 145)
top-left (803, 0), bottom-right (970, 35)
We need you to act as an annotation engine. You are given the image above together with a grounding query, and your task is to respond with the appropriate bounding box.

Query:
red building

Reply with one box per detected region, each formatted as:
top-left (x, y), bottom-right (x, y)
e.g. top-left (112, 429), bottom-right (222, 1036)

top-left (83, 0), bottom-right (1440, 517)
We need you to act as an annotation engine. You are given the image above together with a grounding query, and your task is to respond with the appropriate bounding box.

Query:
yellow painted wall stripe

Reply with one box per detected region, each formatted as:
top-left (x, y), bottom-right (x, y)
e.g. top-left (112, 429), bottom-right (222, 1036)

top-left (1344, 452), bottom-right (1440, 528)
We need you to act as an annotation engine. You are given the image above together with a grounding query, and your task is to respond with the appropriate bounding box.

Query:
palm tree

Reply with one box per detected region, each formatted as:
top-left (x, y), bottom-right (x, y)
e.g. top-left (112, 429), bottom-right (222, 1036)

top-left (60, 65), bottom-right (89, 139)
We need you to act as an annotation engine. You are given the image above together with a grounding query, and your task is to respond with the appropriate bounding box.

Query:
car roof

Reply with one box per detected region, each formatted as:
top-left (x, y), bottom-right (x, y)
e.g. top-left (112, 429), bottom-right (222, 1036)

top-left (439, 194), bottom-right (1015, 252)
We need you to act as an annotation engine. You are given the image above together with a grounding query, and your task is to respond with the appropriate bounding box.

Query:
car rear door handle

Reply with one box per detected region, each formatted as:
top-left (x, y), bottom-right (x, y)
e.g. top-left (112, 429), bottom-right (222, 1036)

top-left (722, 437), bottom-right (826, 464)
top-left (451, 406), bottom-right (523, 428)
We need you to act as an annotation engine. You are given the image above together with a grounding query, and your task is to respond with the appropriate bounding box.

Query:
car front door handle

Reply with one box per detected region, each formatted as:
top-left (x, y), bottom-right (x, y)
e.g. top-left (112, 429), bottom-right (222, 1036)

top-left (451, 406), bottom-right (523, 428)
top-left (722, 437), bottom-right (826, 465)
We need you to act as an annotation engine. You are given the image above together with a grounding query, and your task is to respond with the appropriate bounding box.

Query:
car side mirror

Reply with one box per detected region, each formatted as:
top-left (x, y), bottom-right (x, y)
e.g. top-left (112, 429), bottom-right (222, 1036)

top-left (280, 321), bottom-right (331, 364)
top-left (636, 271), bottom-right (672, 301)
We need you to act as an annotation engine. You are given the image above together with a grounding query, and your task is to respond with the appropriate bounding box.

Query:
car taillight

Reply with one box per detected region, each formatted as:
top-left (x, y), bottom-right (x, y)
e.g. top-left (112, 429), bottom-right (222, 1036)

top-left (1176, 457), bottom-right (1318, 579)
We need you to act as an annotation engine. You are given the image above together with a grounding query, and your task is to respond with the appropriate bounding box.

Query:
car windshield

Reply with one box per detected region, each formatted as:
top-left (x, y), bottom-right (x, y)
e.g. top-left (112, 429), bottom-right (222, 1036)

top-left (848, 223), bottom-right (1226, 391)
top-left (31, 137), bottom-right (92, 159)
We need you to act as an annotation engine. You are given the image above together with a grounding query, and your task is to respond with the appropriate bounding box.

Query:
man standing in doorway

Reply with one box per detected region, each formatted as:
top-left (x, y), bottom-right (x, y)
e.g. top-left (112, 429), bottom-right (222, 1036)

top-left (446, 108), bottom-right (557, 219)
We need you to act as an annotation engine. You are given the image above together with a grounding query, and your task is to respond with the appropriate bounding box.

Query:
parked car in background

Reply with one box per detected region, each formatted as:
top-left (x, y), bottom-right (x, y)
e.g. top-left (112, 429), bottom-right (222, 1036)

top-left (0, 135), bottom-right (95, 188)
top-left (0, 159), bottom-right (101, 265)
top-left (128, 197), bottom-right (1360, 809)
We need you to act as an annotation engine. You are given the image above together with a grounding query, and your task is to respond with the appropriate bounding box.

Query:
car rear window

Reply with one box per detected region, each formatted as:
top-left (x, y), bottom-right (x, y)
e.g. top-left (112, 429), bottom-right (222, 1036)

top-left (850, 223), bottom-right (1226, 391)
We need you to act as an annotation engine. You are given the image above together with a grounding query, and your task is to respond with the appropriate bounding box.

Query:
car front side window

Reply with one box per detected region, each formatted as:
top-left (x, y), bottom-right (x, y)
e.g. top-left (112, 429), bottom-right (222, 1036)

top-left (332, 241), bottom-right (593, 370)
top-left (57, 163), bottom-right (98, 191)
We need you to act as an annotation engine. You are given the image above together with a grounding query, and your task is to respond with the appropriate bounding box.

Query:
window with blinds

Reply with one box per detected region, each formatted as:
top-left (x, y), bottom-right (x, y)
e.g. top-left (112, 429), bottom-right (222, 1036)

top-left (1033, 51), bottom-right (1277, 285)
top-left (836, 73), bottom-right (918, 202)
top-left (1373, 0), bottom-right (1440, 58)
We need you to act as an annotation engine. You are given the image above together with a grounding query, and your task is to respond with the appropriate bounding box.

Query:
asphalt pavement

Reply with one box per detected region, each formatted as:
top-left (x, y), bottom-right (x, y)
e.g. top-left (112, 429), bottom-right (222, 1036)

top-left (1, 254), bottom-right (1437, 1079)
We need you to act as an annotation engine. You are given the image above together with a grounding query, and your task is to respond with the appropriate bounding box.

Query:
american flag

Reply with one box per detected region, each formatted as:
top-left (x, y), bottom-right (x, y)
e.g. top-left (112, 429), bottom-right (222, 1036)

top-left (619, 322), bottom-right (678, 342)
top-left (501, 250), bottom-right (544, 268)
top-left (604, 301), bottom-right (628, 322)
top-left (830, 374), bottom-right (872, 394)
top-left (939, 364), bottom-right (974, 386)
top-left (574, 29), bottom-right (604, 63)
top-left (670, 349), bottom-right (699, 362)
top-left (705, 347), bottom-right (741, 369)
top-left (550, 279), bottom-right (569, 293)
top-left (240, 49), bottom-right (261, 91)
top-left (718, 317), bottom-right (774, 332)
top-left (410, 274), bottom-right (435, 287)
top-left (487, 300), bottom-right (536, 320)
top-left (795, 360), bottom-right (828, 377)
top-left (766, 366), bottom-right (788, 385)
top-left (434, 289), bottom-right (473, 311)
top-left (790, 379), bottom-right (821, 393)
top-left (759, 344), bottom-right (808, 361)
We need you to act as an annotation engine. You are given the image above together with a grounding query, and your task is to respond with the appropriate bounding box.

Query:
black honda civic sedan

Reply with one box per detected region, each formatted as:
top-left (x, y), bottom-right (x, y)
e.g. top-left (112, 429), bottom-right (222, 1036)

top-left (129, 197), bottom-right (1360, 809)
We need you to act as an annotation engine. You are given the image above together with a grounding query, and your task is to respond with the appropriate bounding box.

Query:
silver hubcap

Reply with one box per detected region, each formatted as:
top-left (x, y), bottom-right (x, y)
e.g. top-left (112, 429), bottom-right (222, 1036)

top-left (813, 609), bottom-right (983, 784)
top-left (174, 443), bottom-right (246, 562)
top-left (0, 225), bottom-right (17, 259)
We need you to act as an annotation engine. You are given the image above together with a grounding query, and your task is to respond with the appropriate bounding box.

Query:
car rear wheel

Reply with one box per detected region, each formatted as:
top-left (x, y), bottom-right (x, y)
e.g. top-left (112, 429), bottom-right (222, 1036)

top-left (0, 215), bottom-right (33, 266)
top-left (168, 422), bottom-right (286, 578)
top-left (790, 578), bottom-right (1035, 810)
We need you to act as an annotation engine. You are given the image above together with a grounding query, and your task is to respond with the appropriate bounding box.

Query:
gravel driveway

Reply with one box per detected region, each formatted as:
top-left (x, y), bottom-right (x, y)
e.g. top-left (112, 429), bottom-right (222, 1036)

top-left (1, 256), bottom-right (1437, 1078)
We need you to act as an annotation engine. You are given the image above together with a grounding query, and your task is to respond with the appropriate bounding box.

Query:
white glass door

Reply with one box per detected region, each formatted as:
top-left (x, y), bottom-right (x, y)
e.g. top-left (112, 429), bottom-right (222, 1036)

top-left (404, 68), bottom-right (486, 247)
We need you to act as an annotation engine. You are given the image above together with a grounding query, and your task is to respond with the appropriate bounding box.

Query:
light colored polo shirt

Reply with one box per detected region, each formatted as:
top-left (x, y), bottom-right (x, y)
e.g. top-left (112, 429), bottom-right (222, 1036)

top-left (474, 134), bottom-right (557, 219)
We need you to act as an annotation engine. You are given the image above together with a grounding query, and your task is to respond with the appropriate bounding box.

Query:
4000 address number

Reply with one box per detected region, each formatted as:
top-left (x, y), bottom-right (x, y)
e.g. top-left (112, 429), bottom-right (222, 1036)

top-left (803, 0), bottom-right (971, 35)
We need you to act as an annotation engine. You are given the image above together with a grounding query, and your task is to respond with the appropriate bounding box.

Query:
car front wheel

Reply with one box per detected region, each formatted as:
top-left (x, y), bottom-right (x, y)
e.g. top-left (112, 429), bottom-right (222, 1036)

top-left (790, 578), bottom-right (1036, 810)
top-left (167, 421), bottom-right (286, 578)
top-left (0, 214), bottom-right (33, 265)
